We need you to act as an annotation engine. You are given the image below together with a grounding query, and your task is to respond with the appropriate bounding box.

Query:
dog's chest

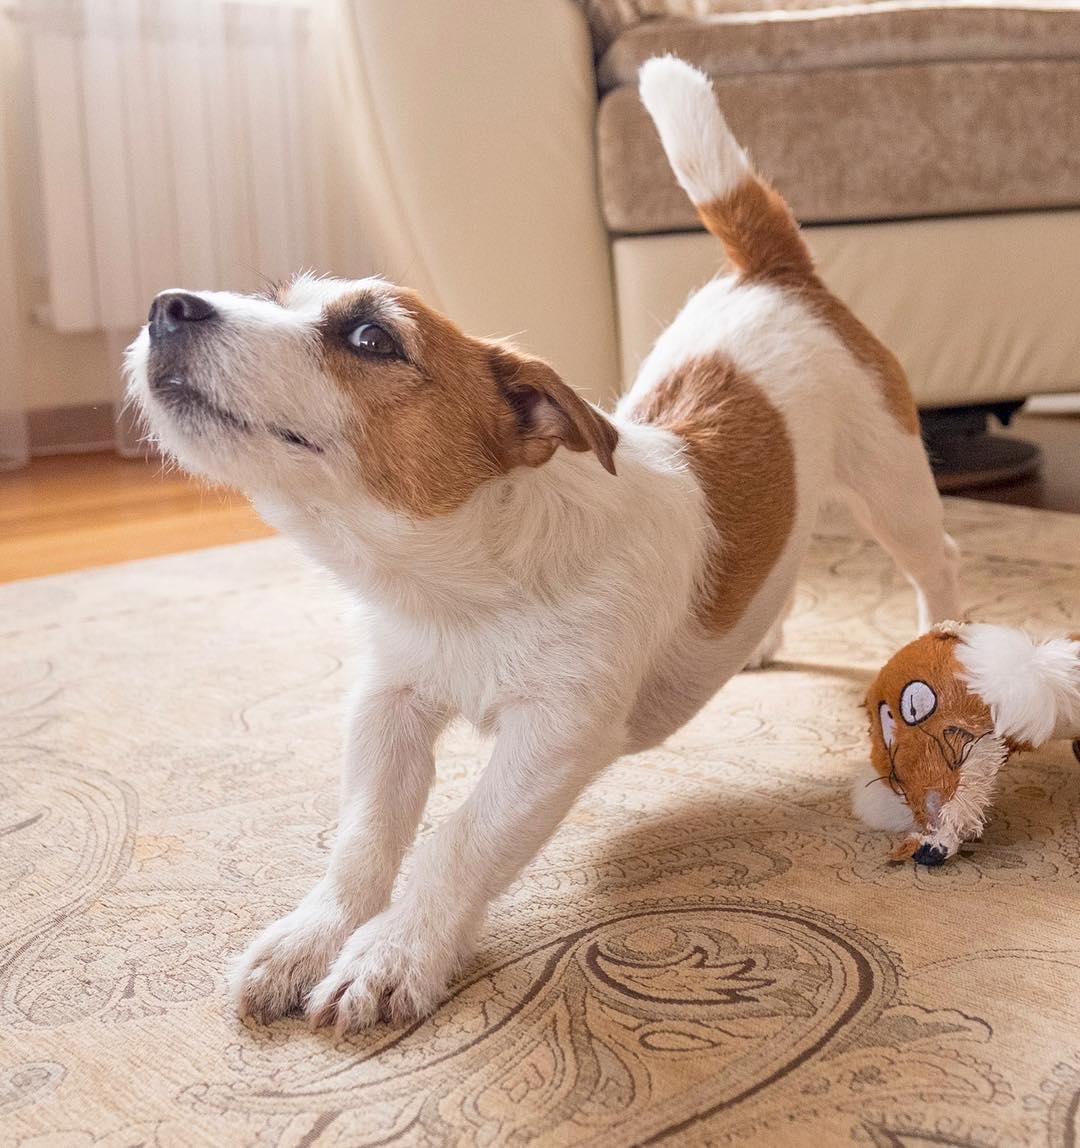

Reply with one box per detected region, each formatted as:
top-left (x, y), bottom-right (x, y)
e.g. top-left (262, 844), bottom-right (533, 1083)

top-left (376, 602), bottom-right (650, 732)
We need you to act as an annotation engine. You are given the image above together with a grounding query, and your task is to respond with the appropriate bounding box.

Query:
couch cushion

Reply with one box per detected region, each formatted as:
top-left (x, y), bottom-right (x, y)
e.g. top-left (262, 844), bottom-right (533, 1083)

top-left (597, 6), bottom-right (1080, 232)
top-left (612, 211), bottom-right (1080, 403)
top-left (598, 4), bottom-right (1080, 88)
top-left (574, 0), bottom-right (697, 56)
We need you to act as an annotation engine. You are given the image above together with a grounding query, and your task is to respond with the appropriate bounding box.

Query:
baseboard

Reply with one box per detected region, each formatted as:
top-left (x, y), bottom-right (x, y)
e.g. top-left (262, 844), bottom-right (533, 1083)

top-left (28, 402), bottom-right (117, 455)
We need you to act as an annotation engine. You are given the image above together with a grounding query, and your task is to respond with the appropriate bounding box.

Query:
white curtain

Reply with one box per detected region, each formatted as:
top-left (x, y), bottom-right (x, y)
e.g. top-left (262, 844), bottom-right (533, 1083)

top-left (0, 3), bottom-right (29, 468)
top-left (0, 0), bottom-right (363, 468)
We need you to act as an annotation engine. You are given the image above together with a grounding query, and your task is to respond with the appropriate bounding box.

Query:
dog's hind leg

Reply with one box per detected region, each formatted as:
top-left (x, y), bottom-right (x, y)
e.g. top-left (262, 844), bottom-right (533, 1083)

top-left (838, 432), bottom-right (961, 631)
top-left (744, 593), bottom-right (795, 669)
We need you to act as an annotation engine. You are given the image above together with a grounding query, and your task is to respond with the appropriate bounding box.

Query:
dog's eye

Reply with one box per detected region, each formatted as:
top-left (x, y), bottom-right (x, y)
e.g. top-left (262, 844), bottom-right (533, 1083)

top-left (347, 323), bottom-right (398, 357)
top-left (878, 701), bottom-right (897, 749)
top-left (900, 680), bottom-right (938, 725)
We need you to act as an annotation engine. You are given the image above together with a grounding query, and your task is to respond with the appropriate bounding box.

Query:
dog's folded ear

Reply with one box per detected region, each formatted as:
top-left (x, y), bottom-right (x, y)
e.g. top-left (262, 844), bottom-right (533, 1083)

top-left (489, 346), bottom-right (618, 476)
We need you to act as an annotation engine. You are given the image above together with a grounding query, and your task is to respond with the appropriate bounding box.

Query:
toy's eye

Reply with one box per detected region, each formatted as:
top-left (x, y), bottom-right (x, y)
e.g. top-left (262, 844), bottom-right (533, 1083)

top-left (878, 702), bottom-right (896, 749)
top-left (900, 680), bottom-right (938, 725)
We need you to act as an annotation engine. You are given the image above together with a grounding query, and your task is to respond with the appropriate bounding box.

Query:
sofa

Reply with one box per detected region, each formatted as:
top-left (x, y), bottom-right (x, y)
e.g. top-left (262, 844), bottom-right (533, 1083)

top-left (330, 0), bottom-right (1080, 424)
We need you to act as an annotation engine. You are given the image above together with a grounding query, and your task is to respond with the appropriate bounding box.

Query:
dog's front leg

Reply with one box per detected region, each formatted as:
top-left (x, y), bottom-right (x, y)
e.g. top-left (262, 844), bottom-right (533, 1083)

top-left (306, 705), bottom-right (625, 1033)
top-left (230, 683), bottom-right (448, 1023)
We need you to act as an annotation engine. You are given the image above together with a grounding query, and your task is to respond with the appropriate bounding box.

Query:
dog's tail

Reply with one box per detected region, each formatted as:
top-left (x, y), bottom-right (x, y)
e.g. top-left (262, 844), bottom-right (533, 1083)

top-left (639, 55), bottom-right (813, 281)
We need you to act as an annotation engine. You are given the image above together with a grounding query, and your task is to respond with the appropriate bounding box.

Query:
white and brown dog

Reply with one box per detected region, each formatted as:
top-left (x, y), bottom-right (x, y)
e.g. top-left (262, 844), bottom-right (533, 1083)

top-left (126, 57), bottom-right (960, 1033)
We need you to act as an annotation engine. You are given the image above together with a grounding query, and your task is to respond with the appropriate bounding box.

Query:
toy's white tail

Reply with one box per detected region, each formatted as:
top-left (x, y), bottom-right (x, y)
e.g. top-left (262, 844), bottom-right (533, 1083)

top-left (957, 624), bottom-right (1080, 744)
top-left (639, 55), bottom-right (813, 281)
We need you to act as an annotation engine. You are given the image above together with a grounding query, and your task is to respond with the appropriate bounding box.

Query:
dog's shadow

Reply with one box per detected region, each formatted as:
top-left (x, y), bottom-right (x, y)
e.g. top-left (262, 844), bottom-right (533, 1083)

top-left (529, 781), bottom-right (839, 924)
top-left (540, 732), bottom-right (1080, 920)
top-left (762, 658), bottom-right (875, 685)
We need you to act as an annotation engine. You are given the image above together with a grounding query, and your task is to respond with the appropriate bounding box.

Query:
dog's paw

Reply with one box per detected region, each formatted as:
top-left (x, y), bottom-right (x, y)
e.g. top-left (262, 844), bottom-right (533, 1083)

top-left (305, 909), bottom-right (466, 1034)
top-left (744, 620), bottom-right (784, 670)
top-left (229, 897), bottom-right (353, 1024)
top-left (742, 647), bottom-right (774, 671)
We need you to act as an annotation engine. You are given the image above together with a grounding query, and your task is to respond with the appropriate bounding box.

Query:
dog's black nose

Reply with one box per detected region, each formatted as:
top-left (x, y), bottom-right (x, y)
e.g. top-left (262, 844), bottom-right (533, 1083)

top-left (148, 291), bottom-right (217, 339)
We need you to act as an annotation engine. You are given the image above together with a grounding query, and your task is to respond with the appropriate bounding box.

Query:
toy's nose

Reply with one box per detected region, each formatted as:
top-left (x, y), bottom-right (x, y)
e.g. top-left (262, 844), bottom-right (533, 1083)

top-left (912, 842), bottom-right (948, 867)
top-left (148, 291), bottom-right (218, 340)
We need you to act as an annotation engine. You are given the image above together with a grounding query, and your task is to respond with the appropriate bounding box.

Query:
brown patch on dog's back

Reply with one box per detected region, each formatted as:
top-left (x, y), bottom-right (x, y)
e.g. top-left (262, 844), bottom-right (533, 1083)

top-left (630, 354), bottom-right (795, 634)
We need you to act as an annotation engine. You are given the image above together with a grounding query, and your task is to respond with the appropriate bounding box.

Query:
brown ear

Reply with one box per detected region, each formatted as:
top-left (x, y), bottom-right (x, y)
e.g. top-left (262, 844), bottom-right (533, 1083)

top-left (489, 346), bottom-right (618, 475)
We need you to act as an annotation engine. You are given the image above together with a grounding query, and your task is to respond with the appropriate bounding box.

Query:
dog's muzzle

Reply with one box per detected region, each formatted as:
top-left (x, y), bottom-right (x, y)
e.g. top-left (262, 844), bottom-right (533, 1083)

top-left (144, 291), bottom-right (245, 428)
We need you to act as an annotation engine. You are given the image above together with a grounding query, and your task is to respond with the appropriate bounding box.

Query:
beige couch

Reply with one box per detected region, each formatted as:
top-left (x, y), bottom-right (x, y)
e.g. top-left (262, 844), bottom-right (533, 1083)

top-left (332, 0), bottom-right (1080, 411)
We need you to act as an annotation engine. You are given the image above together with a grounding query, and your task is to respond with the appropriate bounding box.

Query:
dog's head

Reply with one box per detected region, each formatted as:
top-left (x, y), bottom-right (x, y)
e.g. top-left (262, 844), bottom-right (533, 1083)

top-left (125, 275), bottom-right (617, 512)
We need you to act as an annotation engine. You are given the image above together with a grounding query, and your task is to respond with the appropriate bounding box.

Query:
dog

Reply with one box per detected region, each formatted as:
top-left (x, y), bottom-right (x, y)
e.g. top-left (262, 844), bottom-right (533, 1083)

top-left (125, 56), bottom-right (960, 1033)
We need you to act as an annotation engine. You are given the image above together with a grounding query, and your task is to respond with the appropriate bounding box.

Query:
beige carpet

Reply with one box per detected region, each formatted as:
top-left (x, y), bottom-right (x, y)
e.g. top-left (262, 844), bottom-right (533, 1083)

top-left (3, 498), bottom-right (1080, 1147)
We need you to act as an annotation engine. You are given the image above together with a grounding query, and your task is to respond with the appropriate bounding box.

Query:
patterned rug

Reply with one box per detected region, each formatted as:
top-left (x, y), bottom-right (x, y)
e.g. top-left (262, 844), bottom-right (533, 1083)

top-left (3, 498), bottom-right (1079, 1147)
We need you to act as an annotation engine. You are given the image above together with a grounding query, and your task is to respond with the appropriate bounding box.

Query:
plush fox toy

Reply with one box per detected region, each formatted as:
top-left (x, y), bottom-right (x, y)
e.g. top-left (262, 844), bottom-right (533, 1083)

top-left (855, 622), bottom-right (1080, 865)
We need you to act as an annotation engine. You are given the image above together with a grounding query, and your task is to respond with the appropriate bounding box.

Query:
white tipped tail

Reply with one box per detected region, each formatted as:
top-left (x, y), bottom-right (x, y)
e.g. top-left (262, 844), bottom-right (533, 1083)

top-left (638, 55), bottom-right (813, 280)
top-left (638, 55), bottom-right (751, 206)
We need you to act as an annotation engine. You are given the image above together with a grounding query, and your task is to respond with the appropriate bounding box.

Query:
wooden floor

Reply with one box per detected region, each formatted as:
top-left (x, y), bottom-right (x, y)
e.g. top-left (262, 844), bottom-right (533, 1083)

top-left (0, 452), bottom-right (273, 583)
top-left (0, 414), bottom-right (1076, 583)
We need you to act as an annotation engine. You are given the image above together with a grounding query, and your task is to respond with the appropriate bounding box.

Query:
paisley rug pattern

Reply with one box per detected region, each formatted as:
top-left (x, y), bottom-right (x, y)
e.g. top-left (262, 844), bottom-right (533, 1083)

top-left (2, 498), bottom-right (1079, 1146)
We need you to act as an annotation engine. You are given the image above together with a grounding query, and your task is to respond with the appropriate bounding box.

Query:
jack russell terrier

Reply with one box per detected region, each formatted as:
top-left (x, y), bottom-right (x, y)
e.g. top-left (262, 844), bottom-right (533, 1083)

top-left (126, 57), bottom-right (961, 1033)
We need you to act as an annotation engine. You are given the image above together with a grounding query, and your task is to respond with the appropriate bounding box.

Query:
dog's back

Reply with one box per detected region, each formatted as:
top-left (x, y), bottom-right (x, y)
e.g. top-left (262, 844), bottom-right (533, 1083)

top-left (621, 57), bottom-right (960, 750)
